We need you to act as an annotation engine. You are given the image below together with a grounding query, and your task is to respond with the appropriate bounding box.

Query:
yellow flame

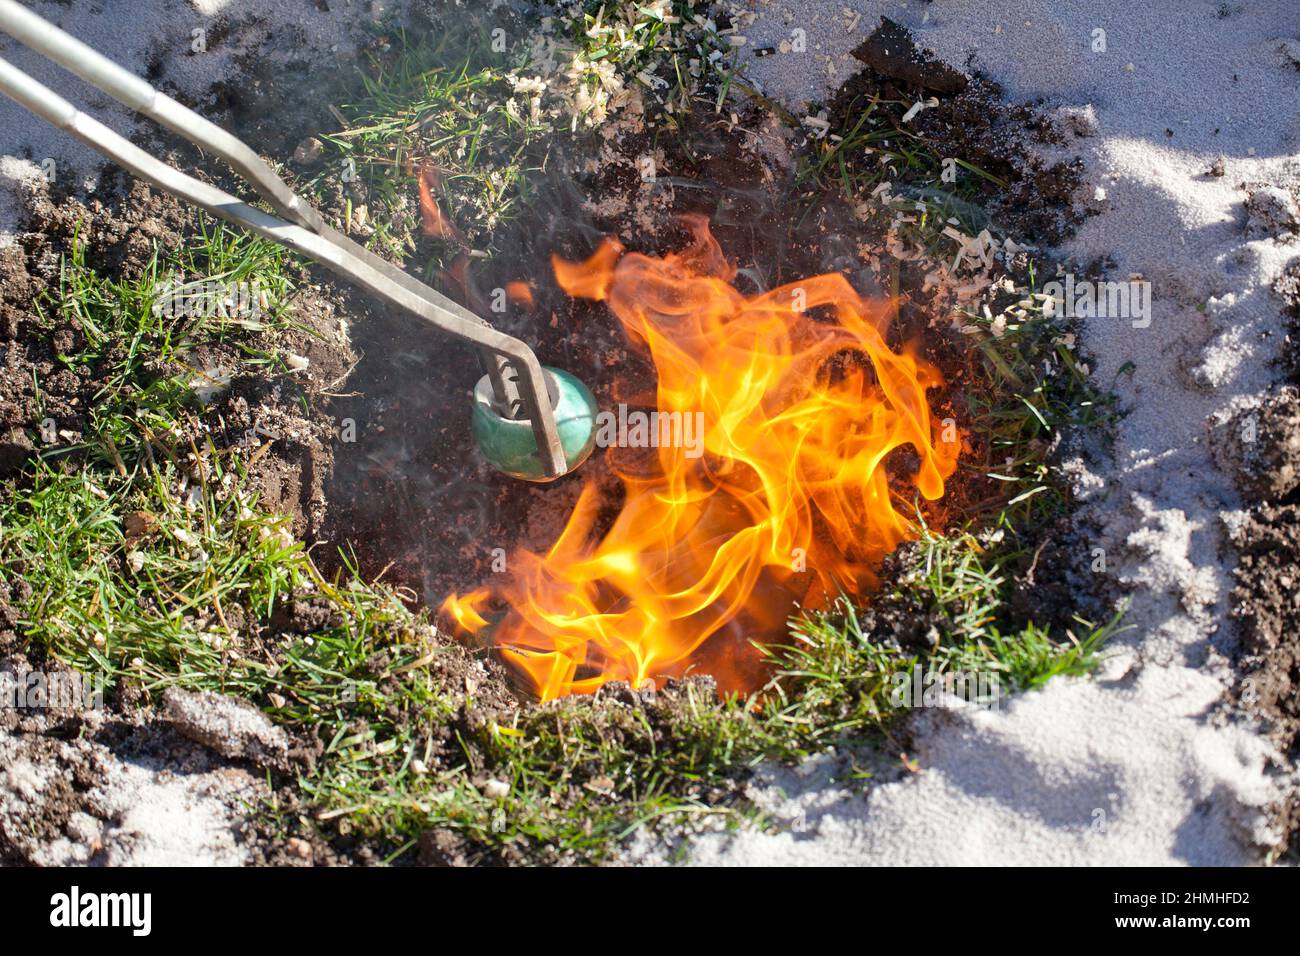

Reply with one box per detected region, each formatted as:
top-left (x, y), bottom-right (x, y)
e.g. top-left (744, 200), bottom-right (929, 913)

top-left (443, 216), bottom-right (959, 700)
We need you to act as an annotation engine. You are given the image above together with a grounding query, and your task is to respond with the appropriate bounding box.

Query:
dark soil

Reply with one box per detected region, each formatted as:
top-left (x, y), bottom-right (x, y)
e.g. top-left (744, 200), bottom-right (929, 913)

top-left (831, 21), bottom-right (1088, 246)
top-left (0, 178), bottom-right (189, 482)
top-left (1228, 266), bottom-right (1300, 860)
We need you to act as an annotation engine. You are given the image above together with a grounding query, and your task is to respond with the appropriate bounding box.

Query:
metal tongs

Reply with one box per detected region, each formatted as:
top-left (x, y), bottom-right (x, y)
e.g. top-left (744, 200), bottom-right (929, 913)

top-left (0, 0), bottom-right (570, 477)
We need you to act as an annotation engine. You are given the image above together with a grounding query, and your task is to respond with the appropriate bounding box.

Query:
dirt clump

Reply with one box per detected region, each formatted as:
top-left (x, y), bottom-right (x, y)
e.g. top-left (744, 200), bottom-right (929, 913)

top-left (1228, 274), bottom-right (1300, 860)
top-left (829, 19), bottom-right (1087, 245)
top-left (1244, 182), bottom-right (1300, 239)
top-left (851, 17), bottom-right (969, 94)
top-left (161, 687), bottom-right (292, 771)
top-left (1212, 387), bottom-right (1300, 501)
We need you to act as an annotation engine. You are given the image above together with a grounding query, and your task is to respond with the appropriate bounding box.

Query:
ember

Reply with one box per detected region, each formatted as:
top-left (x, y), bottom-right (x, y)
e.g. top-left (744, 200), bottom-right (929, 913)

top-left (445, 216), bottom-right (959, 700)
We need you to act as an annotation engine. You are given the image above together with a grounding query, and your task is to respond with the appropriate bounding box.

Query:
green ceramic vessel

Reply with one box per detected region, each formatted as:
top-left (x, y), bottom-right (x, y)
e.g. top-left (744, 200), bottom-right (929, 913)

top-left (471, 367), bottom-right (598, 481)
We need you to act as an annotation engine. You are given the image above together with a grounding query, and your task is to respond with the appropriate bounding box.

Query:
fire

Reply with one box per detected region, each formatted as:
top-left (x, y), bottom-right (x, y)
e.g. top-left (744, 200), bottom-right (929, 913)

top-left (417, 162), bottom-right (462, 241)
top-left (444, 216), bottom-right (958, 701)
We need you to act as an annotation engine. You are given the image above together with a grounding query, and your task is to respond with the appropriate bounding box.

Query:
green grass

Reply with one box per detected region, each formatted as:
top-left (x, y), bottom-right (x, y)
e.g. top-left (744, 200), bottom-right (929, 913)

top-left (310, 27), bottom-right (551, 259)
top-left (792, 87), bottom-right (1005, 252)
top-left (297, 3), bottom-right (739, 270)
top-left (1, 460), bottom-right (1117, 862)
top-left (951, 288), bottom-right (1119, 532)
top-left (34, 216), bottom-right (296, 474)
top-left (757, 530), bottom-right (1124, 759)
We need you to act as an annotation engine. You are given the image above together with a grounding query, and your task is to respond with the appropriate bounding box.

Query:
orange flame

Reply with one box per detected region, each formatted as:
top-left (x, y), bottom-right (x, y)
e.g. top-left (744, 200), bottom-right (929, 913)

top-left (444, 216), bottom-right (958, 700)
top-left (418, 162), bottom-right (462, 240)
top-left (505, 280), bottom-right (535, 308)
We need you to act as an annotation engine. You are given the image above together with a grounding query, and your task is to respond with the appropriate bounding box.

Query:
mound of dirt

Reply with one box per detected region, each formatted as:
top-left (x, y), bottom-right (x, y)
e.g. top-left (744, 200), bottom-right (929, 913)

top-left (1230, 274), bottom-right (1300, 858)
top-left (162, 688), bottom-right (292, 771)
